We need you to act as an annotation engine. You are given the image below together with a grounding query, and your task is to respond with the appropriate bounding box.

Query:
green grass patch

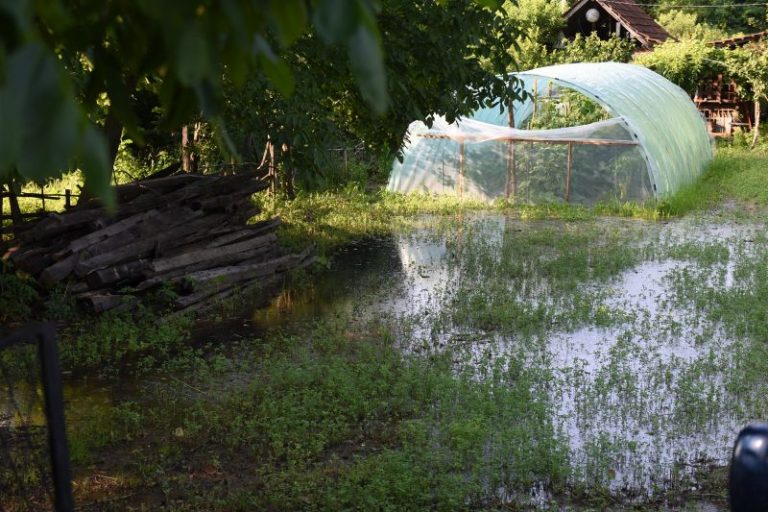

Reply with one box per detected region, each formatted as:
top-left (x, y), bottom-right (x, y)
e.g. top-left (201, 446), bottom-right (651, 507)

top-left (59, 304), bottom-right (195, 375)
top-left (77, 320), bottom-right (568, 510)
top-left (659, 146), bottom-right (768, 215)
top-left (258, 146), bottom-right (768, 260)
top-left (254, 189), bottom-right (489, 257)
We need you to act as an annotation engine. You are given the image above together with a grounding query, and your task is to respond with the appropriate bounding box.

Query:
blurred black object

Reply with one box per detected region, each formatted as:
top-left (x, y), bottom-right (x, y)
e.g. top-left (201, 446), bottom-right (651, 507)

top-left (730, 423), bottom-right (768, 512)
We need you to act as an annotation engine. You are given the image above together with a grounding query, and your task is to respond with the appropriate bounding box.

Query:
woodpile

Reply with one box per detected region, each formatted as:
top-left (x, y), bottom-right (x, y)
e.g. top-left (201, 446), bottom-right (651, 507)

top-left (2, 171), bottom-right (313, 313)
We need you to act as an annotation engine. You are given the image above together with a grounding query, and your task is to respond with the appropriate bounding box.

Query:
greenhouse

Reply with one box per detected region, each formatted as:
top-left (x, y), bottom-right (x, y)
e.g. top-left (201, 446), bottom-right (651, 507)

top-left (388, 63), bottom-right (713, 204)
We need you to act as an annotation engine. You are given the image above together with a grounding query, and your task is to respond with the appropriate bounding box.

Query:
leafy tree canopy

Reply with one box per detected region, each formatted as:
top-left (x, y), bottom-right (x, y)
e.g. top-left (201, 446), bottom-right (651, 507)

top-left (725, 40), bottom-right (768, 102)
top-left (216, 1), bottom-right (525, 186)
top-left (558, 33), bottom-right (634, 64)
top-left (633, 38), bottom-right (724, 95)
top-left (3, 1), bottom-right (510, 205)
top-left (657, 9), bottom-right (728, 41)
top-left (652, 0), bottom-right (767, 34)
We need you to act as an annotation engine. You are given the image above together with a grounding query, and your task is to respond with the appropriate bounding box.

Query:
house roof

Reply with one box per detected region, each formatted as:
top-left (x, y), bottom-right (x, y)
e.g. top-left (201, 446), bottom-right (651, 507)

top-left (564, 0), bottom-right (670, 48)
top-left (708, 30), bottom-right (768, 49)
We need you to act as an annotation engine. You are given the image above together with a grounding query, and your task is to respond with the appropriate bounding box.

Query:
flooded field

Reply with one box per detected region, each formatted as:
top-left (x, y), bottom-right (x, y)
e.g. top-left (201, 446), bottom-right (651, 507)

top-left (249, 213), bottom-right (768, 508)
top-left (6, 212), bottom-right (768, 510)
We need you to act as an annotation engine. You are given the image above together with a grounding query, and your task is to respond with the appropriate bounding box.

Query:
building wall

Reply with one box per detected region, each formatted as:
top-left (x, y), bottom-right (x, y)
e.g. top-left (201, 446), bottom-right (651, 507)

top-left (563, 1), bottom-right (638, 46)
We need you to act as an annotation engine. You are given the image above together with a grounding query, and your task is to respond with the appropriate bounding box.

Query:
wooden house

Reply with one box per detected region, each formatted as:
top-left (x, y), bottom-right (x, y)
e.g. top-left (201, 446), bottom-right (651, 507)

top-left (693, 74), bottom-right (751, 137)
top-left (562, 1), bottom-right (763, 137)
top-left (562, 0), bottom-right (670, 50)
top-left (695, 31), bottom-right (767, 136)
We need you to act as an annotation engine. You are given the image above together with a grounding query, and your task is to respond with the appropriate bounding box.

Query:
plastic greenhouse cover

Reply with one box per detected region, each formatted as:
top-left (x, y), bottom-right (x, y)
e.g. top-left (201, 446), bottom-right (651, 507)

top-left (470, 62), bottom-right (713, 198)
top-left (389, 111), bottom-right (653, 204)
top-left (418, 117), bottom-right (635, 144)
top-left (390, 63), bottom-right (712, 200)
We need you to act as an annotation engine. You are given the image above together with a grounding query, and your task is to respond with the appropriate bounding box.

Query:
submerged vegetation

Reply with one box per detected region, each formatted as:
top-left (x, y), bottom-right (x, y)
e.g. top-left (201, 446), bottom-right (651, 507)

top-left (49, 190), bottom-right (768, 509)
top-left (2, 144), bottom-right (767, 510)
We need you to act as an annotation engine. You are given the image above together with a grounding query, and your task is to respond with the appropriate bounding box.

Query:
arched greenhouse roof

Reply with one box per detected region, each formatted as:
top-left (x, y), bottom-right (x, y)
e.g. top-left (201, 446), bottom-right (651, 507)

top-left (473, 62), bottom-right (713, 198)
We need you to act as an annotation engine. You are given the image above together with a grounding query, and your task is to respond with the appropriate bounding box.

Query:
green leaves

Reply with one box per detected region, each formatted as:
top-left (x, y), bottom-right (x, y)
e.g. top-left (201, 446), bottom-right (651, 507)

top-left (79, 123), bottom-right (114, 209)
top-left (0, 0), bottom-right (31, 35)
top-left (348, 25), bottom-right (388, 114)
top-left (175, 20), bottom-right (212, 86)
top-left (310, 0), bottom-right (389, 113)
top-left (1, 42), bottom-right (77, 182)
top-left (270, 0), bottom-right (309, 46)
top-left (634, 39), bottom-right (722, 95)
top-left (312, 0), bottom-right (360, 43)
top-left (472, 0), bottom-right (500, 8)
top-left (0, 42), bottom-right (112, 204)
top-left (254, 36), bottom-right (295, 96)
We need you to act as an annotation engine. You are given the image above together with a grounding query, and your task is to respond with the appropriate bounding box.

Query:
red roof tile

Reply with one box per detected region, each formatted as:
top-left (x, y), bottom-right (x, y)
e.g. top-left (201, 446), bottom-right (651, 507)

top-left (565, 0), bottom-right (670, 48)
top-left (708, 30), bottom-right (768, 48)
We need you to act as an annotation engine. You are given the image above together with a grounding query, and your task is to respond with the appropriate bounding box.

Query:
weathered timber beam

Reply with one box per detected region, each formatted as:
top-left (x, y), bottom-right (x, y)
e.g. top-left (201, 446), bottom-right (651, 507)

top-left (40, 253), bottom-right (81, 288)
top-left (149, 233), bottom-right (278, 275)
top-left (85, 259), bottom-right (151, 290)
top-left (58, 209), bottom-right (162, 256)
top-left (204, 218), bottom-right (283, 249)
top-left (74, 211), bottom-right (219, 277)
top-left (19, 209), bottom-right (106, 243)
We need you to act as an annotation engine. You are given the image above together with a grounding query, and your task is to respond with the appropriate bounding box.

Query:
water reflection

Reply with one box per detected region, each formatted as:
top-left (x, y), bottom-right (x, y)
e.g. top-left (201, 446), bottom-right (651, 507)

top-left (253, 236), bottom-right (406, 327)
top-left (252, 213), bottom-right (762, 506)
top-left (7, 212), bottom-right (761, 509)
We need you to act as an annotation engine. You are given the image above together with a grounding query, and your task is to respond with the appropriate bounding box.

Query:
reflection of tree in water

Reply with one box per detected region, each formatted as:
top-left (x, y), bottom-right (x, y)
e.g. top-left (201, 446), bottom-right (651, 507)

top-left (256, 237), bottom-right (406, 327)
top-left (0, 344), bottom-right (54, 511)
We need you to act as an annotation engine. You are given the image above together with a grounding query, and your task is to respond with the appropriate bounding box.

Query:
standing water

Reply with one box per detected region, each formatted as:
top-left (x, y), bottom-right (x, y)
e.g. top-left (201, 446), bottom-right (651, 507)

top-left (251, 213), bottom-right (767, 508)
top-left (6, 212), bottom-right (766, 509)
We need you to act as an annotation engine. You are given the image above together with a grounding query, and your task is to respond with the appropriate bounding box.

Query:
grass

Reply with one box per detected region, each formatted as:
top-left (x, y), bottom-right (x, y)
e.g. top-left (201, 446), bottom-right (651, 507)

top-left (702, 146), bottom-right (768, 206)
top-left (0, 172), bottom-right (83, 217)
top-left (656, 146), bottom-right (768, 215)
top-left (61, 321), bottom-right (569, 510)
top-left (256, 146), bottom-right (768, 261)
top-left (59, 207), bottom-right (768, 510)
top-left (5, 144), bottom-right (768, 510)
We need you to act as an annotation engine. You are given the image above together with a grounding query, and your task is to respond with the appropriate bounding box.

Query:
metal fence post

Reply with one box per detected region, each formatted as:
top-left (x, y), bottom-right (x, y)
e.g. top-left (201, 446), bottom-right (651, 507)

top-left (36, 324), bottom-right (74, 512)
top-left (0, 323), bottom-right (74, 512)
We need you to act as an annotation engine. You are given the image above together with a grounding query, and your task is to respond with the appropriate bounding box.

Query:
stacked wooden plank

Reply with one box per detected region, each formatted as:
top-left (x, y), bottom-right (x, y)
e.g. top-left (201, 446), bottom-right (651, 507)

top-left (3, 171), bottom-right (313, 313)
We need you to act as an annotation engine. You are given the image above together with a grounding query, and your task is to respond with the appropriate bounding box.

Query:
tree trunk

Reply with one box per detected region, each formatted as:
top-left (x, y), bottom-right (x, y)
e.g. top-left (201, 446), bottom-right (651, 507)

top-left (181, 123), bottom-right (202, 172)
top-left (751, 99), bottom-right (762, 149)
top-left (191, 122), bottom-right (201, 173)
top-left (282, 144), bottom-right (295, 199)
top-left (268, 141), bottom-right (277, 194)
top-left (8, 182), bottom-right (23, 226)
top-left (104, 112), bottom-right (123, 180)
top-left (181, 125), bottom-right (191, 172)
